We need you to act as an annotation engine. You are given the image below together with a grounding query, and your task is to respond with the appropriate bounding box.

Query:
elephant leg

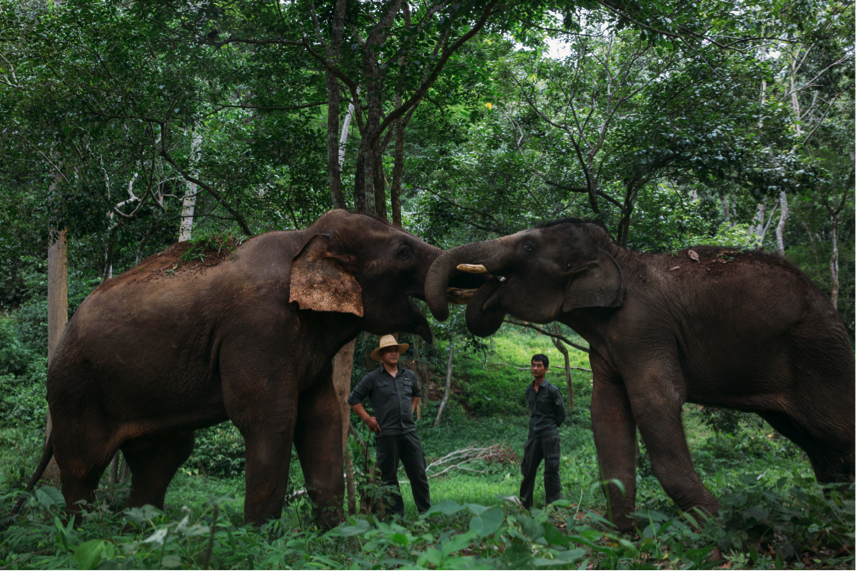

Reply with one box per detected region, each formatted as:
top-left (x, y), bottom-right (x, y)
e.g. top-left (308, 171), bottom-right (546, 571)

top-left (122, 430), bottom-right (195, 510)
top-left (589, 351), bottom-right (637, 532)
top-left (759, 411), bottom-right (854, 484)
top-left (219, 337), bottom-right (300, 525)
top-left (628, 365), bottom-right (720, 521)
top-left (57, 463), bottom-right (104, 517)
top-left (51, 411), bottom-right (115, 517)
top-left (293, 376), bottom-right (345, 528)
top-left (239, 415), bottom-right (297, 525)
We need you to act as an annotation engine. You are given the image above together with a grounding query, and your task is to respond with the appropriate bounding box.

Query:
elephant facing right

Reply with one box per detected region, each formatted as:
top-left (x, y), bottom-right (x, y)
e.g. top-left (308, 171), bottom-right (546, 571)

top-left (426, 218), bottom-right (855, 532)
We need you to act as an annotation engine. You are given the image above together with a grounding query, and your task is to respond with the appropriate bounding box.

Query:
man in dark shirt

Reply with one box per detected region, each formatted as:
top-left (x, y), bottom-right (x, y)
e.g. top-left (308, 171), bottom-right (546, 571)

top-left (520, 353), bottom-right (566, 510)
top-left (348, 335), bottom-right (431, 517)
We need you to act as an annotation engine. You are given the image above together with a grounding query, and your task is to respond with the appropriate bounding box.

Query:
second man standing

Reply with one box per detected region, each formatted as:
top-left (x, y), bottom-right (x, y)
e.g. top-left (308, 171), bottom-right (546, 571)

top-left (520, 353), bottom-right (566, 510)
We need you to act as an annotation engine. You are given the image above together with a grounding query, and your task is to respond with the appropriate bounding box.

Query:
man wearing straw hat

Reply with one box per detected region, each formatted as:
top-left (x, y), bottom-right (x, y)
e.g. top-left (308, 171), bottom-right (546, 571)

top-left (348, 335), bottom-right (431, 517)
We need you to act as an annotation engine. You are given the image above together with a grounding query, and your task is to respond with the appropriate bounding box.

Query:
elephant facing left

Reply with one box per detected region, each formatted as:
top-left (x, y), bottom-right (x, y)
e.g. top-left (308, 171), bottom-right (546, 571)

top-left (21, 210), bottom-right (473, 526)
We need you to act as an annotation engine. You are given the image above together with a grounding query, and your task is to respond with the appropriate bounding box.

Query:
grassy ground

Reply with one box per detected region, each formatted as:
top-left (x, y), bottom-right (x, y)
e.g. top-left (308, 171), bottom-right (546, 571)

top-left (1, 328), bottom-right (852, 569)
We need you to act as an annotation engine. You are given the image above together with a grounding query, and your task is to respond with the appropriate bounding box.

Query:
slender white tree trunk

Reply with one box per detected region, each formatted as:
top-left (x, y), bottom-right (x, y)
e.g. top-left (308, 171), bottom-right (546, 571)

top-left (752, 200), bottom-right (767, 240)
top-left (829, 216), bottom-right (840, 308)
top-left (720, 195), bottom-right (730, 226)
top-left (775, 191), bottom-right (788, 256)
top-left (434, 342), bottom-right (454, 427)
top-left (179, 131), bottom-right (201, 241)
top-left (338, 99), bottom-right (355, 170)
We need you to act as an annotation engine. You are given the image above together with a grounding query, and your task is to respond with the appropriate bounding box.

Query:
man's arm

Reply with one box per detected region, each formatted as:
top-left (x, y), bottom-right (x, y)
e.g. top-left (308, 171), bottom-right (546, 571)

top-left (410, 373), bottom-right (421, 414)
top-left (348, 375), bottom-right (380, 434)
top-left (351, 402), bottom-right (381, 434)
top-left (554, 387), bottom-right (567, 428)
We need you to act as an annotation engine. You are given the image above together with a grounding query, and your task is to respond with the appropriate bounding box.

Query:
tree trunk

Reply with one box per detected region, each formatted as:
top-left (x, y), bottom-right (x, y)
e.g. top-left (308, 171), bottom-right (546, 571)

top-left (179, 131), bottom-right (201, 241)
top-left (775, 191), bottom-right (788, 257)
top-left (353, 142), bottom-right (369, 212)
top-left (752, 199), bottom-right (767, 241)
top-left (802, 222), bottom-right (819, 265)
top-left (434, 342), bottom-right (454, 427)
top-left (829, 212), bottom-right (840, 308)
top-left (412, 337), bottom-right (427, 420)
top-left (324, 0), bottom-right (348, 209)
top-left (390, 92), bottom-right (405, 227)
top-left (338, 98), bottom-right (356, 170)
top-left (44, 227), bottom-right (68, 484)
top-left (332, 339), bottom-right (357, 515)
top-left (720, 195), bottom-right (730, 225)
top-left (550, 323), bottom-right (574, 410)
top-left (373, 148), bottom-right (387, 220)
top-left (344, 445), bottom-right (357, 515)
top-left (326, 76), bottom-right (345, 209)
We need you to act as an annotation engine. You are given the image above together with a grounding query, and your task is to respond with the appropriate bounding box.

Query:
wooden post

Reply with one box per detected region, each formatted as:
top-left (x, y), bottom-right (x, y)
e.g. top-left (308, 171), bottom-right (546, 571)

top-left (44, 228), bottom-right (68, 484)
top-left (332, 340), bottom-right (357, 515)
top-left (551, 323), bottom-right (574, 409)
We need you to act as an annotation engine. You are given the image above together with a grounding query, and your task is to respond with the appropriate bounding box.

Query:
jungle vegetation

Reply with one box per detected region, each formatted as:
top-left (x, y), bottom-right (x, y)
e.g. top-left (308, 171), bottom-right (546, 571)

top-left (0, 0), bottom-right (853, 568)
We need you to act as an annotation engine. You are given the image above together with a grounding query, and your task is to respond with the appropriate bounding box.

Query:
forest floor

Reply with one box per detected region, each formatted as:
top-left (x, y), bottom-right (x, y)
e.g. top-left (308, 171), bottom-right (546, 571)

top-left (0, 329), bottom-right (853, 569)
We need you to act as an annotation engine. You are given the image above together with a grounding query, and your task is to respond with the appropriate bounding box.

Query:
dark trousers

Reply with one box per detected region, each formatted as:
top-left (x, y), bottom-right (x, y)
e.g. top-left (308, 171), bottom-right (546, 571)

top-left (520, 434), bottom-right (562, 509)
top-left (376, 432), bottom-right (431, 516)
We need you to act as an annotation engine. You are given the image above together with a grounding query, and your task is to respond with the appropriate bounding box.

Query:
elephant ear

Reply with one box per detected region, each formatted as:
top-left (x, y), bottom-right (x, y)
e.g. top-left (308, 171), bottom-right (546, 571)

top-left (563, 249), bottom-right (625, 312)
top-left (289, 233), bottom-right (364, 316)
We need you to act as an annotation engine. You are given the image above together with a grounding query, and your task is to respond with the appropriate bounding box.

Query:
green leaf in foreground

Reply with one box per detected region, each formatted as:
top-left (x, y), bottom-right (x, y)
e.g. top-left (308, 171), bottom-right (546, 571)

top-left (425, 499), bottom-right (465, 516)
top-left (469, 507), bottom-right (504, 537)
top-left (73, 539), bottom-right (106, 570)
top-left (35, 485), bottom-right (65, 509)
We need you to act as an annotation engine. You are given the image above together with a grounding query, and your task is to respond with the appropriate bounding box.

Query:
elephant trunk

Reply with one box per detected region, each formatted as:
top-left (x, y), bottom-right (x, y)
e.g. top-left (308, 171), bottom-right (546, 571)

top-left (425, 240), bottom-right (502, 321)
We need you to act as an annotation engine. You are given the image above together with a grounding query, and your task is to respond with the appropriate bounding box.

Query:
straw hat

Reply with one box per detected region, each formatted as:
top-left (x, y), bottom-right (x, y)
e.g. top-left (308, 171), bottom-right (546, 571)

top-left (370, 335), bottom-right (409, 361)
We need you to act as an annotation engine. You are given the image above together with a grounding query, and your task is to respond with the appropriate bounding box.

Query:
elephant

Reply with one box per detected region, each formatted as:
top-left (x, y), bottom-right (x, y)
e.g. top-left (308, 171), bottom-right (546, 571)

top-left (22, 209), bottom-right (478, 526)
top-left (425, 218), bottom-right (855, 531)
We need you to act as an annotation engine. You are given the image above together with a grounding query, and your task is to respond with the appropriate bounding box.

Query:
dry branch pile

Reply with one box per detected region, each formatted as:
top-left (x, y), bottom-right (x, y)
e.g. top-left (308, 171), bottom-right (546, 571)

top-left (425, 444), bottom-right (512, 479)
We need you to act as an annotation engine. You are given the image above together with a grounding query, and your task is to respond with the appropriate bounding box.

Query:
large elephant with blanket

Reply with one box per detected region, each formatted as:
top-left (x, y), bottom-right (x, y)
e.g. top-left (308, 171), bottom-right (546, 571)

top-left (425, 218), bottom-right (854, 531)
top-left (23, 210), bottom-right (478, 526)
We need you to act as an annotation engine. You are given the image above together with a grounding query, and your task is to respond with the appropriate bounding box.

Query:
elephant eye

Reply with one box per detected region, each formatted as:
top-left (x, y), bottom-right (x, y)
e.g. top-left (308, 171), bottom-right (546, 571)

top-left (397, 245), bottom-right (414, 260)
top-left (522, 242), bottom-right (534, 252)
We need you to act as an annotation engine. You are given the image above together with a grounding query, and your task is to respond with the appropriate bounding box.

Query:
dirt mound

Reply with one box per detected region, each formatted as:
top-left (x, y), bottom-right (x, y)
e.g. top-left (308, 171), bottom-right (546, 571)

top-left (96, 236), bottom-right (242, 293)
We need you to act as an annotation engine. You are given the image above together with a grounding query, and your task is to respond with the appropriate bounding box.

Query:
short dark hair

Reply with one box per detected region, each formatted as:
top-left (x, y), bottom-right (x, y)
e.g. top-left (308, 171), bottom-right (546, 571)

top-left (531, 354), bottom-right (549, 368)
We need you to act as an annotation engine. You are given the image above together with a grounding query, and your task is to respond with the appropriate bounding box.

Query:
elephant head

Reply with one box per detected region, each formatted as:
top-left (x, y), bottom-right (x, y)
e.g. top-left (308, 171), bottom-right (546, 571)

top-left (290, 210), bottom-right (482, 343)
top-left (425, 219), bottom-right (624, 336)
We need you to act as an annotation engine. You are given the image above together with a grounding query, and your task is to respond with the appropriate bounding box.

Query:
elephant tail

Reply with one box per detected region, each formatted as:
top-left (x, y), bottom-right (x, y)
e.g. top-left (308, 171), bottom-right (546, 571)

top-left (6, 433), bottom-right (54, 523)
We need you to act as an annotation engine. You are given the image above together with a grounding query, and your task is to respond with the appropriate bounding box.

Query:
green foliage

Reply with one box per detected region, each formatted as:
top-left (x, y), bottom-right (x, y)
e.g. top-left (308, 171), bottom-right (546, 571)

top-left (0, 319), bottom-right (48, 431)
top-left (188, 423), bottom-right (246, 479)
top-left (179, 233), bottom-right (244, 263)
top-left (2, 476), bottom-right (851, 569)
top-left (698, 406), bottom-right (749, 435)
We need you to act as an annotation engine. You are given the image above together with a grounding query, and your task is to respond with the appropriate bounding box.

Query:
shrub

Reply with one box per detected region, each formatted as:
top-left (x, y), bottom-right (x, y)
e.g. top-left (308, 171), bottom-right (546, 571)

top-left (189, 423), bottom-right (246, 478)
top-left (0, 319), bottom-right (48, 430)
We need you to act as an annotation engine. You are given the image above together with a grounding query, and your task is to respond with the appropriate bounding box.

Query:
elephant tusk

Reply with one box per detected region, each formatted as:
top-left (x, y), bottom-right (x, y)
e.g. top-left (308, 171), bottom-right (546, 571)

top-left (456, 264), bottom-right (488, 274)
top-left (446, 287), bottom-right (477, 304)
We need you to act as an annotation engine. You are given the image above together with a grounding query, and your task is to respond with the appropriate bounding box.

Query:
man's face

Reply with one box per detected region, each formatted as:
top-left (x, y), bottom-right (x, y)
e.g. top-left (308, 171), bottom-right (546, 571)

top-left (531, 360), bottom-right (547, 380)
top-left (381, 346), bottom-right (400, 367)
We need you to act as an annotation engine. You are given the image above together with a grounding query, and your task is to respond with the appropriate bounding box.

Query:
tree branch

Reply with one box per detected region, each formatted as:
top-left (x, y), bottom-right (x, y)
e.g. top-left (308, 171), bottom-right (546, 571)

top-left (503, 319), bottom-right (589, 353)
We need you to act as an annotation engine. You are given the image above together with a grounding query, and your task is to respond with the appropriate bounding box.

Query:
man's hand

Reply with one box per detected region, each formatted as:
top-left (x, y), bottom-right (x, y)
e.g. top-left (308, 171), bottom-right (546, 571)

top-left (351, 403), bottom-right (380, 434)
top-left (365, 416), bottom-right (381, 434)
